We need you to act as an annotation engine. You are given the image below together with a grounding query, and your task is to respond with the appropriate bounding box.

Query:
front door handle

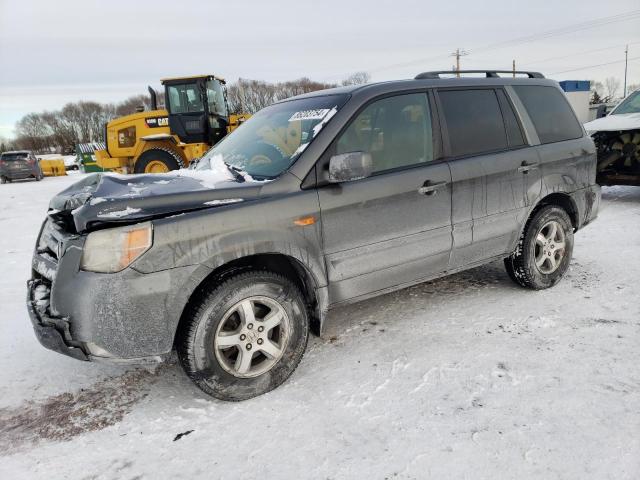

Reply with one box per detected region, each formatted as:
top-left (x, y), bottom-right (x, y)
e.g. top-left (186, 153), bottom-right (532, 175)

top-left (517, 161), bottom-right (539, 174)
top-left (418, 180), bottom-right (447, 196)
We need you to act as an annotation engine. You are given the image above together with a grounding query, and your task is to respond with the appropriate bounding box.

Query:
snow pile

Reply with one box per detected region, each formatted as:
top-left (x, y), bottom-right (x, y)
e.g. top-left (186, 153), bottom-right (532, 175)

top-left (0, 176), bottom-right (638, 479)
top-left (97, 206), bottom-right (141, 218)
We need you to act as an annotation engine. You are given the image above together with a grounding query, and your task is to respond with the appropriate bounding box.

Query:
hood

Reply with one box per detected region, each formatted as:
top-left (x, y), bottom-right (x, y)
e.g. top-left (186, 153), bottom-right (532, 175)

top-left (49, 169), bottom-right (265, 233)
top-left (584, 112), bottom-right (640, 134)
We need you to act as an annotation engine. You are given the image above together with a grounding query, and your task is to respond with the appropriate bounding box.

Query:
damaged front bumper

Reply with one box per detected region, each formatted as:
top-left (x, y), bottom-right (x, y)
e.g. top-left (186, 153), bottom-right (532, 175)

top-left (27, 218), bottom-right (204, 365)
top-left (27, 278), bottom-right (88, 361)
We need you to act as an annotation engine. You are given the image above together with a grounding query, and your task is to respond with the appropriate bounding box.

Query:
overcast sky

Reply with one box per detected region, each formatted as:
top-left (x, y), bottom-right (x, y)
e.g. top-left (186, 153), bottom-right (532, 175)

top-left (1, 0), bottom-right (639, 138)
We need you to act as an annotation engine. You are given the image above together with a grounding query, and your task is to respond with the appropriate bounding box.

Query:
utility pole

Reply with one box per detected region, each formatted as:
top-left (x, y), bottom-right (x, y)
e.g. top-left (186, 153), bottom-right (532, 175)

top-left (451, 48), bottom-right (468, 77)
top-left (623, 44), bottom-right (628, 97)
top-left (512, 59), bottom-right (516, 78)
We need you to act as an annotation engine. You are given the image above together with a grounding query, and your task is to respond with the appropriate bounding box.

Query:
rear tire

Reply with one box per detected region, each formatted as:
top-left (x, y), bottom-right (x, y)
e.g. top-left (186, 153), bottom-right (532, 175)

top-left (134, 148), bottom-right (184, 174)
top-left (177, 271), bottom-right (309, 401)
top-left (504, 205), bottom-right (574, 290)
top-left (0, 176), bottom-right (6, 184)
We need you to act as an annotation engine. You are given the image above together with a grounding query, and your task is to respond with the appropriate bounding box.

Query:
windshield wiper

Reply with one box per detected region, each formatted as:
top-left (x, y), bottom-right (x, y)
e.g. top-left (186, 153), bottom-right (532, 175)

top-left (223, 161), bottom-right (246, 183)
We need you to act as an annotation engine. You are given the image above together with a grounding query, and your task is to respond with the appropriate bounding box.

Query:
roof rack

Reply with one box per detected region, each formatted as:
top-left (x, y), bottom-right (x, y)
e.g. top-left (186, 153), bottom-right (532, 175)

top-left (415, 70), bottom-right (545, 80)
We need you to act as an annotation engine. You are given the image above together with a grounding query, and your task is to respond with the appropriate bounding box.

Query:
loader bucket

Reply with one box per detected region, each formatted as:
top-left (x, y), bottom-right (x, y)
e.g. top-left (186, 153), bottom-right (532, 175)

top-left (40, 159), bottom-right (67, 176)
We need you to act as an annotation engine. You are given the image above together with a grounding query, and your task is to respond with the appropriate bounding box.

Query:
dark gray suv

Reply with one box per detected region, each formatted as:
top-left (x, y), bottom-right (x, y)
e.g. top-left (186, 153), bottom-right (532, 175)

top-left (1, 150), bottom-right (44, 183)
top-left (28, 71), bottom-right (600, 400)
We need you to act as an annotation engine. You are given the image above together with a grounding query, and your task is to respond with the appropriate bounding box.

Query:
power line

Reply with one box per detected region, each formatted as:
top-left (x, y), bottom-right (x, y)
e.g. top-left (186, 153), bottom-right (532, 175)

top-left (323, 9), bottom-right (640, 80)
top-left (548, 56), bottom-right (640, 75)
top-left (471, 10), bottom-right (640, 55)
top-left (519, 41), bottom-right (640, 67)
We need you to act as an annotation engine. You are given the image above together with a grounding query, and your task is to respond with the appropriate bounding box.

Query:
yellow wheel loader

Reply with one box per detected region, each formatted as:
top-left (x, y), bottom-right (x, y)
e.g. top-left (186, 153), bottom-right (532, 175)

top-left (96, 75), bottom-right (249, 174)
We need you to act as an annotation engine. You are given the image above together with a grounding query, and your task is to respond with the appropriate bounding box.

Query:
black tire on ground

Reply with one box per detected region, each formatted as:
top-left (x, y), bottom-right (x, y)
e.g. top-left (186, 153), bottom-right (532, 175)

top-left (504, 205), bottom-right (574, 290)
top-left (0, 176), bottom-right (6, 184)
top-left (35, 174), bottom-right (41, 181)
top-left (134, 148), bottom-right (184, 174)
top-left (177, 271), bottom-right (309, 401)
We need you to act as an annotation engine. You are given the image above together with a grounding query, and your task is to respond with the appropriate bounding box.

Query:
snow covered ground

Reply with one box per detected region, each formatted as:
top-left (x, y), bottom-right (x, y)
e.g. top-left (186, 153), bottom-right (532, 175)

top-left (0, 174), bottom-right (638, 479)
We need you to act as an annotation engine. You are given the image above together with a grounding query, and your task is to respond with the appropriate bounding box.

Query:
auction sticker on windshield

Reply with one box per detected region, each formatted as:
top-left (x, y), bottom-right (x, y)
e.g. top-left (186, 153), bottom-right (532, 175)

top-left (289, 109), bottom-right (331, 122)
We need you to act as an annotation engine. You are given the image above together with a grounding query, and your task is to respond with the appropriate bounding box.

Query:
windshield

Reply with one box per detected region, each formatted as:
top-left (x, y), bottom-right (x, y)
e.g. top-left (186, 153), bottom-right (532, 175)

top-left (611, 90), bottom-right (640, 115)
top-left (1, 153), bottom-right (29, 162)
top-left (206, 79), bottom-right (228, 117)
top-left (197, 94), bottom-right (349, 179)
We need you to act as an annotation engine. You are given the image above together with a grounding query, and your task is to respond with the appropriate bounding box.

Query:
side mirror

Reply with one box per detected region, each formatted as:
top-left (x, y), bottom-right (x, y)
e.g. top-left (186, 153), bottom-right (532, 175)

top-left (596, 104), bottom-right (607, 118)
top-left (328, 151), bottom-right (373, 183)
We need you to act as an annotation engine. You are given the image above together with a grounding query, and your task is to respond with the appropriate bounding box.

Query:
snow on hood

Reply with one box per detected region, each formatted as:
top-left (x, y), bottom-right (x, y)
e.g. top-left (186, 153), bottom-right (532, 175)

top-left (584, 112), bottom-right (640, 134)
top-left (49, 168), bottom-right (266, 232)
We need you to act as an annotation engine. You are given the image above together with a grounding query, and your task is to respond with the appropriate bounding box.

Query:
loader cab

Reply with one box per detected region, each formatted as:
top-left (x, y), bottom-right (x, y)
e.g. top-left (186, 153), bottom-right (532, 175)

top-left (162, 75), bottom-right (230, 146)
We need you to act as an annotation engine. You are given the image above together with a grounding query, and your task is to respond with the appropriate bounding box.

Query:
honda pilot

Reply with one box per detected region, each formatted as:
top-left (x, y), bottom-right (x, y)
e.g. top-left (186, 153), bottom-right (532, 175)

top-left (28, 71), bottom-right (600, 401)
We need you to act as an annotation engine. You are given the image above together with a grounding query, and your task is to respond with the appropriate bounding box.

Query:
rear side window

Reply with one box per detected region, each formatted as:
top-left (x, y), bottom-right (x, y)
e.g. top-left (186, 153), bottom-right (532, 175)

top-left (439, 89), bottom-right (507, 157)
top-left (512, 85), bottom-right (583, 144)
top-left (1, 153), bottom-right (28, 162)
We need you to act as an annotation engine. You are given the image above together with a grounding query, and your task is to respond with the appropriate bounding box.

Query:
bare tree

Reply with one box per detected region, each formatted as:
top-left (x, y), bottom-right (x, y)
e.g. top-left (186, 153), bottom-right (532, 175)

top-left (227, 77), bottom-right (339, 113)
top-left (604, 77), bottom-right (621, 101)
top-left (626, 83), bottom-right (640, 95)
top-left (341, 71), bottom-right (371, 86)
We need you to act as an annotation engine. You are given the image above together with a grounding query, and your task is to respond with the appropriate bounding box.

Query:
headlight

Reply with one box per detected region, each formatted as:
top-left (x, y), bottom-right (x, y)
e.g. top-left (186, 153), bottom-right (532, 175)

top-left (80, 222), bottom-right (153, 273)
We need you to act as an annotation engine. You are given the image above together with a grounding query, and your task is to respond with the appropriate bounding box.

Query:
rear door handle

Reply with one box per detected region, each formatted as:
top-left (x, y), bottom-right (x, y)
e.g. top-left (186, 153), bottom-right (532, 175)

top-left (418, 180), bottom-right (448, 196)
top-left (517, 161), bottom-right (539, 174)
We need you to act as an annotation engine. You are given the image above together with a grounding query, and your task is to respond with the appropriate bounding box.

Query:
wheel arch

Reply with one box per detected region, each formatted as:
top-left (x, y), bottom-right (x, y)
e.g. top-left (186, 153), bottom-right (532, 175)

top-left (534, 192), bottom-right (579, 230)
top-left (174, 253), bottom-right (325, 349)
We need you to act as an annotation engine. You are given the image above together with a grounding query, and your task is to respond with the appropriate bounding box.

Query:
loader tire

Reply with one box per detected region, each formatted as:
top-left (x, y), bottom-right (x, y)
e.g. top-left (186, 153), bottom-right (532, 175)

top-left (134, 148), bottom-right (184, 174)
top-left (504, 205), bottom-right (574, 290)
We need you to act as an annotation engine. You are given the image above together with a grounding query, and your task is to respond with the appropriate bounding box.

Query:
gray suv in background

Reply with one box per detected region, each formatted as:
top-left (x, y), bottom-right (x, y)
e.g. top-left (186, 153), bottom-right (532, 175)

top-left (1, 150), bottom-right (44, 183)
top-left (28, 70), bottom-right (600, 401)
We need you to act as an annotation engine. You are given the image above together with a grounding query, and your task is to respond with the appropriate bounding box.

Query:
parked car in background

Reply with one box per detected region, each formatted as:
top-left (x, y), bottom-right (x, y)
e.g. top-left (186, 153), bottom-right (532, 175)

top-left (1, 150), bottom-right (44, 183)
top-left (28, 71), bottom-right (600, 401)
top-left (584, 89), bottom-right (640, 186)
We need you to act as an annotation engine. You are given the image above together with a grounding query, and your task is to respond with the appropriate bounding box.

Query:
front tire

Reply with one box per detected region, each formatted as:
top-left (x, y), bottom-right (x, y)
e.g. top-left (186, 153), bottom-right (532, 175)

top-left (177, 271), bottom-right (309, 401)
top-left (134, 148), bottom-right (184, 174)
top-left (504, 205), bottom-right (574, 290)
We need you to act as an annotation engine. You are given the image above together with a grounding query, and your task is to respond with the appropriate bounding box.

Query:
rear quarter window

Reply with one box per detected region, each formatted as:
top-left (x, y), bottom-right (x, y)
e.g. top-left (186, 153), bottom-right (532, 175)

top-left (512, 85), bottom-right (583, 144)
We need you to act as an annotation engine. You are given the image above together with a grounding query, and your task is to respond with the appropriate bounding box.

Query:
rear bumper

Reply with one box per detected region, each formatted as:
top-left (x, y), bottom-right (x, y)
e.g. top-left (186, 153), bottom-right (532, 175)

top-left (570, 184), bottom-right (601, 230)
top-left (1, 170), bottom-right (36, 180)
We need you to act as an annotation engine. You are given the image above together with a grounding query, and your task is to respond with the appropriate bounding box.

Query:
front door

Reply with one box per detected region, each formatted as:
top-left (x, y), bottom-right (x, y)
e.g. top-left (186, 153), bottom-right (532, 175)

top-left (317, 92), bottom-right (453, 304)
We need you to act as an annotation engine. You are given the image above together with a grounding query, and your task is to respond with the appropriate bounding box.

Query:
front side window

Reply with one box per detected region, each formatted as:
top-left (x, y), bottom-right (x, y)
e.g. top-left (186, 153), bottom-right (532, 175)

top-left (512, 85), bottom-right (583, 144)
top-left (439, 89), bottom-right (507, 157)
top-left (167, 83), bottom-right (204, 114)
top-left (336, 93), bottom-right (433, 173)
top-left (611, 90), bottom-right (640, 115)
top-left (198, 94), bottom-right (349, 179)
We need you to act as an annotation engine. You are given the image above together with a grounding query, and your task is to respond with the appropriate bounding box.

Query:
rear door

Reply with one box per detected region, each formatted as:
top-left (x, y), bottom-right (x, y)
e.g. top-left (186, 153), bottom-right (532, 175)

top-left (510, 85), bottom-right (592, 190)
top-left (317, 91), bottom-right (452, 304)
top-left (436, 87), bottom-right (541, 269)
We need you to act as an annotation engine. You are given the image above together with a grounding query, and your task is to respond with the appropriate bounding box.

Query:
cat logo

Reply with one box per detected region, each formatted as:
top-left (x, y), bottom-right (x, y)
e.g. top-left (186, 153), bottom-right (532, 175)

top-left (145, 116), bottom-right (169, 128)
